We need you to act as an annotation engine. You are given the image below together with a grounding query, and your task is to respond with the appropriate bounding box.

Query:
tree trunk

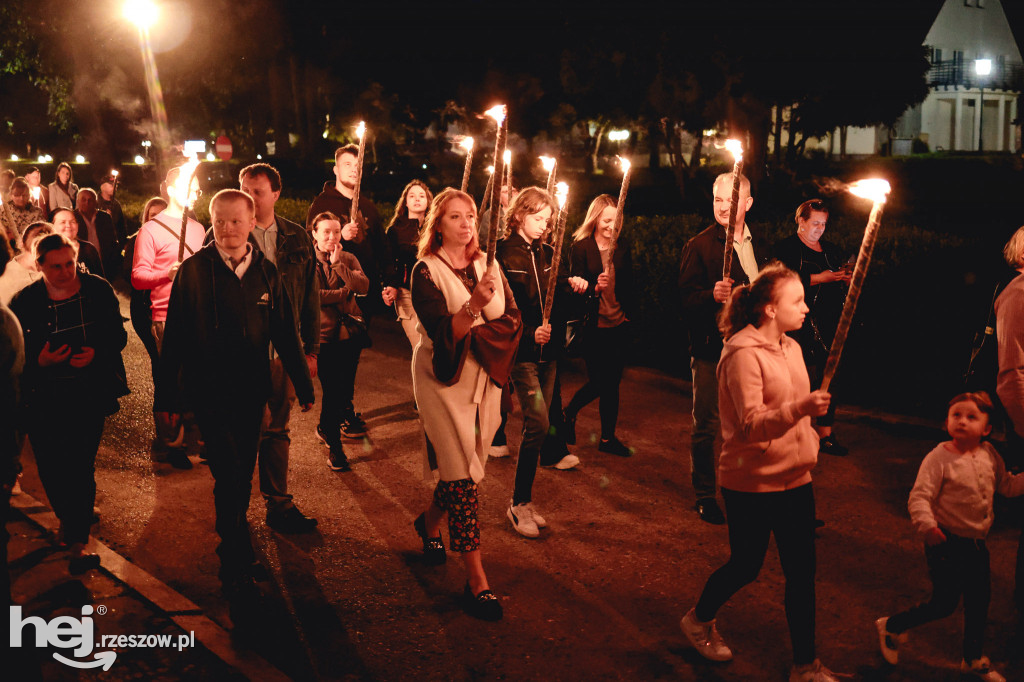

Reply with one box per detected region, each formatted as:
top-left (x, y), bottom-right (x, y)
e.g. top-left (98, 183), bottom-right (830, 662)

top-left (826, 130), bottom-right (834, 160)
top-left (589, 120), bottom-right (609, 174)
top-left (662, 119), bottom-right (686, 200)
top-left (288, 55), bottom-right (304, 155)
top-left (840, 126), bottom-right (849, 160)
top-left (647, 121), bottom-right (660, 169)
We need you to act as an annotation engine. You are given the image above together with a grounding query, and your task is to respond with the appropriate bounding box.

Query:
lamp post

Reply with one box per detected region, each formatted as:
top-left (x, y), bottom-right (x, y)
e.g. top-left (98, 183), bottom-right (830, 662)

top-left (975, 58), bottom-right (992, 152)
top-left (123, 1), bottom-right (169, 166)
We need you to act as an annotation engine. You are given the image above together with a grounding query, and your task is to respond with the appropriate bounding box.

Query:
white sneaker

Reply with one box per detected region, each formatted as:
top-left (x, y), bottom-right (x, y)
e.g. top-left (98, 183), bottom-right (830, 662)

top-left (961, 657), bottom-right (1006, 682)
top-left (507, 503), bottom-right (540, 538)
top-left (680, 608), bottom-right (733, 662)
top-left (789, 659), bottom-right (840, 682)
top-left (488, 444), bottom-right (511, 458)
top-left (875, 617), bottom-right (904, 665)
top-left (542, 453), bottom-right (579, 470)
top-left (524, 502), bottom-right (547, 528)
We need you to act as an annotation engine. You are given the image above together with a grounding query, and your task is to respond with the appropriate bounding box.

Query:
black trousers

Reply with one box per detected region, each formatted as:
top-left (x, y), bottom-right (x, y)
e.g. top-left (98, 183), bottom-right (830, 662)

top-left (695, 484), bottom-right (817, 666)
top-left (317, 341), bottom-right (362, 430)
top-left (565, 322), bottom-right (628, 440)
top-left (28, 408), bottom-right (106, 546)
top-left (887, 533), bottom-right (991, 662)
top-left (194, 403), bottom-right (265, 578)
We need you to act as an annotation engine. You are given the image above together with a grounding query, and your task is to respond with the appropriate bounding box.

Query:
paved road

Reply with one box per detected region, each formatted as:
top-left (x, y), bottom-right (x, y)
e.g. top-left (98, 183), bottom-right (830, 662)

top-left (11, 299), bottom-right (1024, 681)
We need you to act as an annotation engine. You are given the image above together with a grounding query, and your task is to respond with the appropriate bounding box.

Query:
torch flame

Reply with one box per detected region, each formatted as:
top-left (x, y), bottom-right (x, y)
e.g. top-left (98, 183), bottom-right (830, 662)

top-left (618, 156), bottom-right (631, 172)
top-left (486, 165), bottom-right (495, 175)
top-left (356, 121), bottom-right (366, 139)
top-left (459, 136), bottom-right (475, 152)
top-left (540, 156), bottom-right (556, 172)
top-left (724, 139), bottom-right (743, 162)
top-left (30, 186), bottom-right (41, 201)
top-left (555, 181), bottom-right (569, 209)
top-left (503, 149), bottom-right (512, 165)
top-left (171, 155), bottom-right (201, 208)
top-left (484, 104), bottom-right (507, 125)
top-left (111, 169), bottom-right (119, 177)
top-left (847, 178), bottom-right (891, 204)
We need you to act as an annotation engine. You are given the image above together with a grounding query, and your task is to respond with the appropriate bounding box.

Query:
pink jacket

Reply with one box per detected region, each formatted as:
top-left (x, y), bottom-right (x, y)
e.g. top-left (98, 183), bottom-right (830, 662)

top-left (717, 325), bottom-right (818, 493)
top-left (131, 212), bottom-right (207, 321)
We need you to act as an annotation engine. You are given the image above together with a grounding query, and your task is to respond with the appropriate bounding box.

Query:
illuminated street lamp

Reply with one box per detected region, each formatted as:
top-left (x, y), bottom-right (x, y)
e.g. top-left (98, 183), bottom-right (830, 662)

top-left (124, 1), bottom-right (169, 165)
top-left (135, 155), bottom-right (146, 165)
top-left (607, 129), bottom-right (630, 142)
top-left (74, 154), bottom-right (86, 164)
top-left (976, 58), bottom-right (991, 152)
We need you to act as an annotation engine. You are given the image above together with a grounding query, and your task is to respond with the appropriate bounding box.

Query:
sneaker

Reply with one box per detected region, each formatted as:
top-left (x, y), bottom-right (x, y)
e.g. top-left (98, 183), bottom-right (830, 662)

top-left (507, 503), bottom-right (540, 538)
top-left (166, 449), bottom-right (193, 470)
top-left (680, 608), bottom-right (733, 662)
top-left (327, 443), bottom-right (351, 472)
top-left (340, 413), bottom-right (368, 438)
top-left (524, 502), bottom-right (547, 528)
top-left (541, 453), bottom-right (580, 470)
top-left (266, 506), bottom-right (319, 534)
top-left (819, 436), bottom-right (848, 456)
top-left (488, 444), bottom-right (511, 458)
top-left (789, 659), bottom-right (840, 682)
top-left (598, 436), bottom-right (632, 457)
top-left (961, 657), bottom-right (1006, 682)
top-left (875, 616), bottom-right (904, 665)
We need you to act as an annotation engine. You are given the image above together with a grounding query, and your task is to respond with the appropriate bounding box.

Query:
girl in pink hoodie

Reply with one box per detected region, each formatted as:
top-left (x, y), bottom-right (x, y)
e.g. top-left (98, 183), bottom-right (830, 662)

top-left (680, 262), bottom-right (837, 682)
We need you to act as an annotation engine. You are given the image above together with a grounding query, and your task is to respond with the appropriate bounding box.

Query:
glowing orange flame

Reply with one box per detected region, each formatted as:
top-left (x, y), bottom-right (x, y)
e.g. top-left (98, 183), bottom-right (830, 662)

top-left (503, 149), bottom-right (512, 164)
top-left (484, 104), bottom-right (507, 125)
top-left (171, 155), bottom-right (200, 208)
top-left (459, 136), bottom-right (475, 152)
top-left (486, 165), bottom-right (495, 175)
top-left (847, 179), bottom-right (891, 204)
top-left (555, 181), bottom-right (569, 209)
top-left (618, 156), bottom-right (631, 172)
top-left (30, 187), bottom-right (41, 201)
top-left (356, 121), bottom-right (366, 139)
top-left (111, 169), bottom-right (119, 177)
top-left (540, 156), bottom-right (556, 172)
top-left (724, 139), bottom-right (743, 163)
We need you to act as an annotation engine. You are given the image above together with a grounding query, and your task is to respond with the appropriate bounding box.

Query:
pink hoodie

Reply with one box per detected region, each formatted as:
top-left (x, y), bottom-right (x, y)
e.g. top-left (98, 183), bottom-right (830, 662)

top-left (131, 211), bottom-right (207, 322)
top-left (716, 325), bottom-right (819, 493)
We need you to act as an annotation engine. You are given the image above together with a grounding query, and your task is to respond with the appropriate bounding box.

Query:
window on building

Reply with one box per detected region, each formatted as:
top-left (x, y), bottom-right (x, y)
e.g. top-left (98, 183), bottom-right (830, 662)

top-left (933, 47), bottom-right (943, 63)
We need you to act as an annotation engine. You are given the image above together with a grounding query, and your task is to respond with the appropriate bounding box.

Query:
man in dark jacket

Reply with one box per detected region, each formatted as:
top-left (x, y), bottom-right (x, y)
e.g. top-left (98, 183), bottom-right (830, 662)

top-left (678, 172), bottom-right (768, 525)
top-left (305, 144), bottom-right (386, 320)
top-left (97, 178), bottom-right (127, 248)
top-left (240, 163), bottom-right (321, 533)
top-left (156, 189), bottom-right (314, 602)
top-left (75, 188), bottom-right (121, 279)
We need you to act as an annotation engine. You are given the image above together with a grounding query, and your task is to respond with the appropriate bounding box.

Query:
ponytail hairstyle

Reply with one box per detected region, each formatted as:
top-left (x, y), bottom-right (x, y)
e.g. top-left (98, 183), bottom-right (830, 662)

top-left (717, 261), bottom-right (800, 339)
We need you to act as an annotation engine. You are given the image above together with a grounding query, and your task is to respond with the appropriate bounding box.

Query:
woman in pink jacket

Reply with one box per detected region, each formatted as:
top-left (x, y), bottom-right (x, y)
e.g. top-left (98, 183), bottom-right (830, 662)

top-left (679, 262), bottom-right (838, 682)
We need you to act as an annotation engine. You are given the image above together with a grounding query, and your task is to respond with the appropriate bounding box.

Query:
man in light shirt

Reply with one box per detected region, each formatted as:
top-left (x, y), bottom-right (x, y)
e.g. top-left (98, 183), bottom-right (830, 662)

top-left (678, 172), bottom-right (768, 525)
top-left (239, 163), bottom-right (320, 534)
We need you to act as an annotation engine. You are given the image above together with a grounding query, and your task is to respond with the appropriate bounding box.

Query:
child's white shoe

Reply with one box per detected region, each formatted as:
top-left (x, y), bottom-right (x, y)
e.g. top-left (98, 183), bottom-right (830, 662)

top-left (961, 657), bottom-right (1005, 682)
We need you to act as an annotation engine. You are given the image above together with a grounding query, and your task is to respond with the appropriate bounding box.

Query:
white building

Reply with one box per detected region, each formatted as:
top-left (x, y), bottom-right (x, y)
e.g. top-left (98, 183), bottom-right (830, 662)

top-left (806, 0), bottom-right (1022, 156)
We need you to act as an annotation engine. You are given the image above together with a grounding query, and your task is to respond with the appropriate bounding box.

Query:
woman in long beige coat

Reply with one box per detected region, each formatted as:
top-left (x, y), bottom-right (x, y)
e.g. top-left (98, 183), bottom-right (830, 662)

top-left (409, 188), bottom-right (521, 621)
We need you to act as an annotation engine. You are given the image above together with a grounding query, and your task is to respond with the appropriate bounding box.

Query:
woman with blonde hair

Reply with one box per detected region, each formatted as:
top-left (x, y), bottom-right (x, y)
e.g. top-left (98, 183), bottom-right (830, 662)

top-left (382, 180), bottom-right (433, 348)
top-left (409, 188), bottom-right (521, 620)
top-left (563, 194), bottom-right (636, 457)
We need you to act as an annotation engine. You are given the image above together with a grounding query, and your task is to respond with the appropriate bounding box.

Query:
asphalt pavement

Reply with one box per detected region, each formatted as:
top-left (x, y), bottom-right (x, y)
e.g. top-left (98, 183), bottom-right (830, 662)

top-left (8, 295), bottom-right (1024, 681)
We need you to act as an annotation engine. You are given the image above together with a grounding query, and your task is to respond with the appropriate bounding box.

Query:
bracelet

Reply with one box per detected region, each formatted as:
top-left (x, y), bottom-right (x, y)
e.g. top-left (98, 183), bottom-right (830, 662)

top-left (463, 301), bottom-right (481, 320)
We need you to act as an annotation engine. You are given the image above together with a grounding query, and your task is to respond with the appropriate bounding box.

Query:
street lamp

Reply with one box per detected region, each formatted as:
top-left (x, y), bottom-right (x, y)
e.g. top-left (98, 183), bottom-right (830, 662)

top-left (124, 1), bottom-right (169, 166)
top-left (975, 58), bottom-right (992, 152)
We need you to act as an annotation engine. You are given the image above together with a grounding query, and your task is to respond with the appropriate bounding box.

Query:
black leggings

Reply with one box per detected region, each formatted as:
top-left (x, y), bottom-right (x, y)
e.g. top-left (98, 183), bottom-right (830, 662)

top-left (565, 323), bottom-right (628, 439)
top-left (695, 484), bottom-right (817, 666)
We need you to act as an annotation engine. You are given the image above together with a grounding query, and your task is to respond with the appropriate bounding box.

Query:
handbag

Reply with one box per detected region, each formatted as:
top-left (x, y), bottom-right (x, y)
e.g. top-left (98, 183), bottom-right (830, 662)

top-left (564, 294), bottom-right (598, 358)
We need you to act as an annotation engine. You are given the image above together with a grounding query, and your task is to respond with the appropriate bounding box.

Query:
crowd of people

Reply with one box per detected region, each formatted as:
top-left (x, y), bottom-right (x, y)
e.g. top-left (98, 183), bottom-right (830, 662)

top-left (3, 152), bottom-right (1024, 681)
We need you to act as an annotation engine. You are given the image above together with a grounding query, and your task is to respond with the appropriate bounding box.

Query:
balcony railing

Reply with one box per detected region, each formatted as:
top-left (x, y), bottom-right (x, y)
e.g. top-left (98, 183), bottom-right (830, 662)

top-left (928, 59), bottom-right (1024, 91)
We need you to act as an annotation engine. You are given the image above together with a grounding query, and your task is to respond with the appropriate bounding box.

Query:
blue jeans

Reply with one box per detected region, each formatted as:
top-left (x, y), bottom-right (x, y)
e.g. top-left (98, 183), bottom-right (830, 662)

top-left (511, 360), bottom-right (558, 505)
top-left (690, 357), bottom-right (719, 500)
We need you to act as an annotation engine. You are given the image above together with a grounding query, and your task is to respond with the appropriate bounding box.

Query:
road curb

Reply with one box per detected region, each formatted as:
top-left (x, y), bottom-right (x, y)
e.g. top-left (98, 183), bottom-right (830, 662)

top-left (10, 490), bottom-right (291, 682)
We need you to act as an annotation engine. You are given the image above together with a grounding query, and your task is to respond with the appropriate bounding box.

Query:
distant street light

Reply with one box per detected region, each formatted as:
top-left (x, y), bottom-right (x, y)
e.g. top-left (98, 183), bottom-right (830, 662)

top-left (123, 0), bottom-right (158, 29)
top-left (124, 1), bottom-right (169, 166)
top-left (74, 154), bottom-right (86, 163)
top-left (608, 130), bottom-right (630, 142)
top-left (135, 155), bottom-right (146, 165)
top-left (976, 58), bottom-right (992, 152)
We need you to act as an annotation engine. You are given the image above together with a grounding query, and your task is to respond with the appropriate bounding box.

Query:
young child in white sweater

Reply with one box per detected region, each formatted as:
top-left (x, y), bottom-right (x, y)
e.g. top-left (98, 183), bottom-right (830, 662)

top-left (876, 391), bottom-right (1024, 682)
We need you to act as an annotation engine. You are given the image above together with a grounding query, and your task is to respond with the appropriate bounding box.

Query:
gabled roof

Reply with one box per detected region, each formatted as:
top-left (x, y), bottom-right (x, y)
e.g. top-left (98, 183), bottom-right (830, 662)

top-left (923, 0), bottom-right (1023, 62)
